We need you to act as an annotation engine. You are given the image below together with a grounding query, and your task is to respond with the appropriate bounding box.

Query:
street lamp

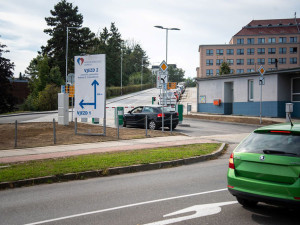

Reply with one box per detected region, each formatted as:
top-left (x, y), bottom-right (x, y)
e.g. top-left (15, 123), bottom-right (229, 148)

top-left (154, 26), bottom-right (180, 64)
top-left (66, 26), bottom-right (80, 85)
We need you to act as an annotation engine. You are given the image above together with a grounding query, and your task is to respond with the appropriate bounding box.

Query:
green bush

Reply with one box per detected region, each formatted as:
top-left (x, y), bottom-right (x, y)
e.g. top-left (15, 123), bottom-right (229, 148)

top-left (22, 84), bottom-right (60, 111)
top-left (37, 84), bottom-right (60, 111)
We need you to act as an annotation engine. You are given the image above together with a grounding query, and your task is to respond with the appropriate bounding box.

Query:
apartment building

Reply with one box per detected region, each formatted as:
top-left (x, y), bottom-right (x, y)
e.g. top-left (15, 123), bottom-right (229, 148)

top-left (197, 18), bottom-right (300, 77)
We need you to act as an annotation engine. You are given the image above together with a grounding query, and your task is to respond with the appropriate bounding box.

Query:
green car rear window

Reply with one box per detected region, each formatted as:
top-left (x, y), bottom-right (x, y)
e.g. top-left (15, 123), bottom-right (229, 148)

top-left (235, 132), bottom-right (300, 156)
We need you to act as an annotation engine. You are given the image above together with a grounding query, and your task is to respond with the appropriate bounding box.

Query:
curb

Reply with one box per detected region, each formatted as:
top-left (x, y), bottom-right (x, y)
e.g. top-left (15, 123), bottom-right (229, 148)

top-left (0, 143), bottom-right (226, 190)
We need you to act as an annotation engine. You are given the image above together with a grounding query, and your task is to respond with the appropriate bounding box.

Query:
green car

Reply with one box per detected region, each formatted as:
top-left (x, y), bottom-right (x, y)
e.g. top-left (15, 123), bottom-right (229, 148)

top-left (227, 122), bottom-right (300, 208)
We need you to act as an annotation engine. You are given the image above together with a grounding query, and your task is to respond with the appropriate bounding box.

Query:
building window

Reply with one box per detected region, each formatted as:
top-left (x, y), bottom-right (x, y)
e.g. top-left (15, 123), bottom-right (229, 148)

top-left (206, 49), bottom-right (213, 56)
top-left (216, 69), bottom-right (220, 75)
top-left (278, 58), bottom-right (286, 64)
top-left (226, 49), bottom-right (234, 55)
top-left (268, 48), bottom-right (276, 54)
top-left (247, 48), bottom-right (255, 55)
top-left (227, 59), bottom-right (234, 66)
top-left (248, 80), bottom-right (254, 101)
top-left (279, 37), bottom-right (287, 43)
top-left (247, 69), bottom-right (255, 73)
top-left (268, 58), bottom-right (276, 65)
top-left (292, 78), bottom-right (300, 102)
top-left (258, 58), bottom-right (265, 65)
top-left (290, 37), bottom-right (298, 43)
top-left (206, 59), bottom-right (213, 66)
top-left (290, 47), bottom-right (297, 54)
top-left (230, 69), bottom-right (234, 74)
top-left (237, 38), bottom-right (244, 44)
top-left (237, 49), bottom-right (244, 55)
top-left (216, 59), bottom-right (223, 66)
top-left (247, 38), bottom-right (255, 44)
top-left (268, 37), bottom-right (276, 43)
top-left (247, 59), bottom-right (254, 65)
top-left (237, 59), bottom-right (244, 65)
top-left (216, 49), bottom-right (224, 55)
top-left (237, 69), bottom-right (244, 74)
top-left (279, 47), bottom-right (287, 54)
top-left (206, 69), bottom-right (213, 76)
top-left (258, 38), bottom-right (265, 44)
top-left (290, 57), bottom-right (297, 64)
top-left (257, 48), bottom-right (265, 55)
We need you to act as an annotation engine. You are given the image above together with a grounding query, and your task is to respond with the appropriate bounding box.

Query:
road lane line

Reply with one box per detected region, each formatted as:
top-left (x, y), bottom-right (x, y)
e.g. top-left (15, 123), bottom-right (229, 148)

top-left (24, 188), bottom-right (227, 225)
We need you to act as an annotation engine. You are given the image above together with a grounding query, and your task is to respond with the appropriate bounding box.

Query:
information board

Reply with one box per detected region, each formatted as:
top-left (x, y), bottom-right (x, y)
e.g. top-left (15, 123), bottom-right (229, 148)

top-left (74, 54), bottom-right (106, 118)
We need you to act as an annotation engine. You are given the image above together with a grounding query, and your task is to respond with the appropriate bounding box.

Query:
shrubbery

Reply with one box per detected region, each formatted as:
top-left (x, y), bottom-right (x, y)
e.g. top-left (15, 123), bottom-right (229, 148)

top-left (23, 84), bottom-right (60, 111)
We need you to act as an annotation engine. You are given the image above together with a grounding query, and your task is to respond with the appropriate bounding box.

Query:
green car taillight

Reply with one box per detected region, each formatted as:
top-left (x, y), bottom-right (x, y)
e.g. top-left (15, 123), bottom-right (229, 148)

top-left (229, 153), bottom-right (235, 169)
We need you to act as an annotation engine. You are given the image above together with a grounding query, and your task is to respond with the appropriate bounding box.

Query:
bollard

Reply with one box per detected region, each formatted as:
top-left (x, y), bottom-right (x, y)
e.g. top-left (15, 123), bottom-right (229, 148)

top-left (53, 118), bottom-right (56, 144)
top-left (14, 120), bottom-right (18, 148)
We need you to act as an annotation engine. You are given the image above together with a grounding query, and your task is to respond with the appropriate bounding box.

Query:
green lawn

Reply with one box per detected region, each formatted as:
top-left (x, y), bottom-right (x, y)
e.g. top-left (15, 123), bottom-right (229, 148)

top-left (0, 143), bottom-right (221, 183)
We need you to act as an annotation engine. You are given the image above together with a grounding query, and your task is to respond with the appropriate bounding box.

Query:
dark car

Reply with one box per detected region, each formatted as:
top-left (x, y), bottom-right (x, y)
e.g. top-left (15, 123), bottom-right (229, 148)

top-left (123, 106), bottom-right (179, 130)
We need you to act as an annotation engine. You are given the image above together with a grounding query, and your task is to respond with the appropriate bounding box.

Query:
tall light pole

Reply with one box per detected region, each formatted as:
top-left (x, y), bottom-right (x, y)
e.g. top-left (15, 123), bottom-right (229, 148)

top-left (66, 26), bottom-right (80, 85)
top-left (154, 26), bottom-right (180, 64)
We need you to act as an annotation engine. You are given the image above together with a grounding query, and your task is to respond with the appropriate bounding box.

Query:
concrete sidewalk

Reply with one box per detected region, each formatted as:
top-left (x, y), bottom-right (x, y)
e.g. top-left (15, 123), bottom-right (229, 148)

top-left (0, 136), bottom-right (219, 164)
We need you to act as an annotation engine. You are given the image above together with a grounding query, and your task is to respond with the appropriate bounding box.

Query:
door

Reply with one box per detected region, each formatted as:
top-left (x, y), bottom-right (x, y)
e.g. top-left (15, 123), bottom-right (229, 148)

top-left (224, 82), bottom-right (234, 115)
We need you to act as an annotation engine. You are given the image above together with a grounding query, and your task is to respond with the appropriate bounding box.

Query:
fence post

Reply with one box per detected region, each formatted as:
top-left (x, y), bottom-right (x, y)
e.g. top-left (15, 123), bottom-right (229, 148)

top-left (14, 120), bottom-right (17, 148)
top-left (145, 115), bottom-right (148, 137)
top-left (75, 117), bottom-right (78, 135)
top-left (170, 114), bottom-right (173, 134)
top-left (53, 118), bottom-right (56, 144)
top-left (115, 108), bottom-right (119, 139)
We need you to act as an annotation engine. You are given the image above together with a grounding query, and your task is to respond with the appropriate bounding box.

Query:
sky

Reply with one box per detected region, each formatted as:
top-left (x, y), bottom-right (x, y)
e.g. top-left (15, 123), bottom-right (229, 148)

top-left (0, 0), bottom-right (299, 79)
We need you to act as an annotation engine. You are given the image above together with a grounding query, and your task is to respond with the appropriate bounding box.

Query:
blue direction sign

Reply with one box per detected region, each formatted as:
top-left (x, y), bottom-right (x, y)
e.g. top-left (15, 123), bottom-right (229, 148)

top-left (75, 54), bottom-right (106, 118)
top-left (79, 80), bottom-right (99, 109)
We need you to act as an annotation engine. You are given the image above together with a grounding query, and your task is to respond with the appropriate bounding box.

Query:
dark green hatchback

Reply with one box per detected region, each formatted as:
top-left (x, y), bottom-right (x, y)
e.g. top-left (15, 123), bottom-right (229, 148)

top-left (227, 123), bottom-right (300, 207)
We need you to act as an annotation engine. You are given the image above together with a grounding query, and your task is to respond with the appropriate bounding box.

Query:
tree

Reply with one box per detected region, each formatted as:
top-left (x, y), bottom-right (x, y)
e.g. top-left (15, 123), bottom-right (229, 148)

top-left (0, 41), bottom-right (15, 113)
top-left (42, 0), bottom-right (95, 80)
top-left (220, 61), bottom-right (231, 75)
top-left (168, 65), bottom-right (185, 83)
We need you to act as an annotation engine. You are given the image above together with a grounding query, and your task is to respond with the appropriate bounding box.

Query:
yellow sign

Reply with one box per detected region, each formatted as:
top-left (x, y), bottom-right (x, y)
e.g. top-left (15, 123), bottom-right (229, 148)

top-left (159, 60), bottom-right (168, 72)
top-left (66, 85), bottom-right (75, 97)
top-left (167, 82), bottom-right (177, 90)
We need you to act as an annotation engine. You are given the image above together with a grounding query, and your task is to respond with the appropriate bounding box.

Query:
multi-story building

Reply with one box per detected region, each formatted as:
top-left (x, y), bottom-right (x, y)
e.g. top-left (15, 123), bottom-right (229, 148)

top-left (197, 18), bottom-right (300, 78)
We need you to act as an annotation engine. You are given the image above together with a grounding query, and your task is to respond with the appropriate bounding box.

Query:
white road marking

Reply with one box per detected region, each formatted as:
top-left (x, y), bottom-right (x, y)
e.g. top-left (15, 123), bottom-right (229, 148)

top-left (24, 188), bottom-right (227, 225)
top-left (143, 201), bottom-right (238, 225)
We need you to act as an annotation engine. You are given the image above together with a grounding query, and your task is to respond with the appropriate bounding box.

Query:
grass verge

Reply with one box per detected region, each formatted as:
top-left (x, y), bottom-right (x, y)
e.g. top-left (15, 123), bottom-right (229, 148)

top-left (0, 143), bottom-right (221, 183)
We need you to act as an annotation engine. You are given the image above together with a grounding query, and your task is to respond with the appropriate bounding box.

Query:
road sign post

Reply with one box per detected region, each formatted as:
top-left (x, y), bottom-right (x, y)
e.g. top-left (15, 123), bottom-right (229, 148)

top-left (258, 65), bottom-right (265, 124)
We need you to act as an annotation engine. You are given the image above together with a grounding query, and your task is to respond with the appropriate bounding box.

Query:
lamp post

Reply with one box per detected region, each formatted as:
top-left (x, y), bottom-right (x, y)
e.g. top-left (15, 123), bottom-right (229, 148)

top-left (154, 26), bottom-right (180, 64)
top-left (66, 26), bottom-right (80, 85)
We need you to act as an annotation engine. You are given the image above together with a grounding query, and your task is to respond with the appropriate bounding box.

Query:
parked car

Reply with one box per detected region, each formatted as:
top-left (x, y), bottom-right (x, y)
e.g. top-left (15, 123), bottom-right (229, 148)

top-left (123, 106), bottom-right (179, 130)
top-left (227, 122), bottom-right (300, 208)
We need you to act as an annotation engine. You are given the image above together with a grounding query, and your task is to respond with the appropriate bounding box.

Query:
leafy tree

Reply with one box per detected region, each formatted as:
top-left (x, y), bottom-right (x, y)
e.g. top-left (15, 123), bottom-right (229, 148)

top-left (220, 61), bottom-right (231, 75)
top-left (42, 0), bottom-right (95, 80)
top-left (168, 65), bottom-right (185, 83)
top-left (0, 41), bottom-right (15, 113)
top-left (185, 77), bottom-right (196, 87)
top-left (23, 55), bottom-right (63, 111)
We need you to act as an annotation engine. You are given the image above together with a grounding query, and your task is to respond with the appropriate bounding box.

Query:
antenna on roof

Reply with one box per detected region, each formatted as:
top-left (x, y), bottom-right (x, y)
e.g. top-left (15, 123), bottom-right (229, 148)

top-left (295, 12), bottom-right (300, 33)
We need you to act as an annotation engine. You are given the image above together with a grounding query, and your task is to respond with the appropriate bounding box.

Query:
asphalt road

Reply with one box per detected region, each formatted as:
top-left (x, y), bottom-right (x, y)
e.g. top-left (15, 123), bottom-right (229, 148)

top-left (1, 144), bottom-right (298, 225)
top-left (2, 88), bottom-right (297, 224)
